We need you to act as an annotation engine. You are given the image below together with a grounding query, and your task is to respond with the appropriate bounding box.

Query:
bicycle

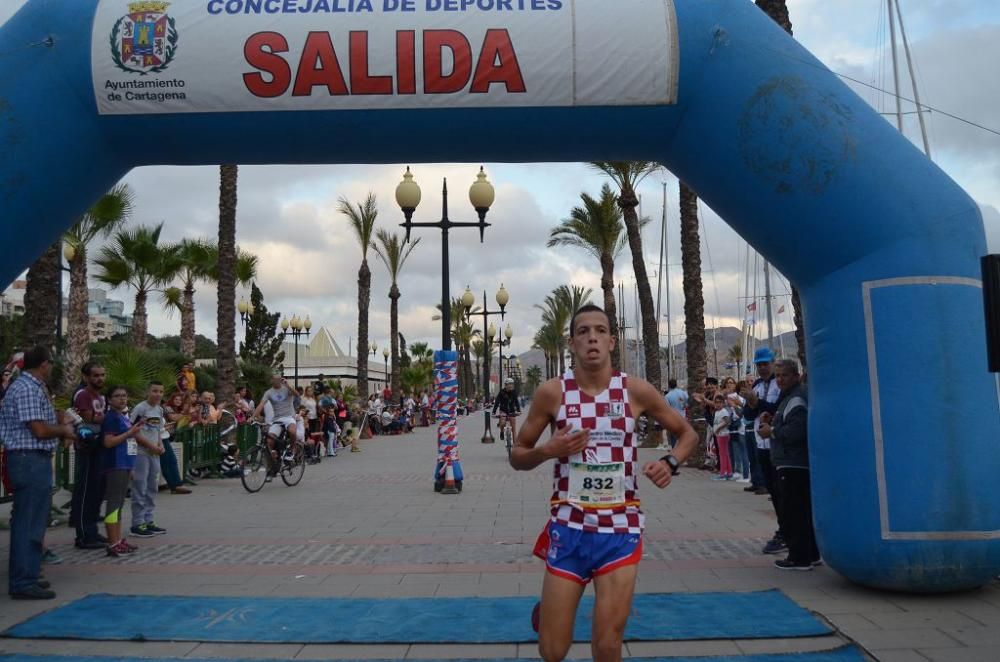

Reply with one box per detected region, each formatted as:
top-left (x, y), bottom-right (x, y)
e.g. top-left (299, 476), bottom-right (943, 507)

top-left (497, 413), bottom-right (517, 459)
top-left (240, 421), bottom-right (306, 493)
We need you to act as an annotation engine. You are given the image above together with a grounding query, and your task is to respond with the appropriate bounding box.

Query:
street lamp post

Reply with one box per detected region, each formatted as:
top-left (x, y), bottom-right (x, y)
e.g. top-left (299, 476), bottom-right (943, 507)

top-left (396, 166), bottom-right (495, 495)
top-left (462, 285), bottom-right (509, 443)
top-left (237, 296), bottom-right (255, 343)
top-left (382, 346), bottom-right (390, 394)
top-left (495, 323), bottom-right (514, 394)
top-left (57, 242), bottom-right (75, 351)
top-left (395, 167), bottom-right (495, 351)
top-left (281, 314), bottom-right (311, 389)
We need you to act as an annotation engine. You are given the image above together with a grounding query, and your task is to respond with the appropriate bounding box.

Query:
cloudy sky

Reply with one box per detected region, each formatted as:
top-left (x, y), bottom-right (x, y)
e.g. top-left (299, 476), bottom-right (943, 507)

top-left (2, 0), bottom-right (999, 358)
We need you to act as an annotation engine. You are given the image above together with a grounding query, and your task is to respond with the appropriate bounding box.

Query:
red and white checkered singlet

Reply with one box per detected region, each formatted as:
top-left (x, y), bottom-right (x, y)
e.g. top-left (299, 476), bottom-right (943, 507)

top-left (550, 370), bottom-right (644, 534)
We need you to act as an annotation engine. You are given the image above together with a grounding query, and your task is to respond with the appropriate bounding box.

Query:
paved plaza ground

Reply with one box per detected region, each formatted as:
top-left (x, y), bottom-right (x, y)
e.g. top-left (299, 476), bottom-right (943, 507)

top-left (3, 415), bottom-right (1000, 661)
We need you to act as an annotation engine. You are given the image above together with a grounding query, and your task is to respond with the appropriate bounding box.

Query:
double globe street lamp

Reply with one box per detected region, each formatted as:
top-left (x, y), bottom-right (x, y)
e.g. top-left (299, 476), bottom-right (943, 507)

top-left (493, 323), bottom-right (515, 397)
top-left (395, 166), bottom-right (496, 351)
top-left (281, 314), bottom-right (311, 388)
top-left (462, 285), bottom-right (510, 443)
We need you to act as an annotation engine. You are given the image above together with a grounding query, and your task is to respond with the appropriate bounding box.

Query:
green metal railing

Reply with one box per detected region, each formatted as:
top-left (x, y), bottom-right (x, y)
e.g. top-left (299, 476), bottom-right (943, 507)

top-left (42, 422), bottom-right (258, 492)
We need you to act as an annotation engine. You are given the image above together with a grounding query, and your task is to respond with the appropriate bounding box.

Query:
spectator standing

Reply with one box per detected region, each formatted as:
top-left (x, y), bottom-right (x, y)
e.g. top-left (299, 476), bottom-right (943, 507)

top-left (180, 362), bottom-right (197, 393)
top-left (101, 386), bottom-right (143, 557)
top-left (711, 394), bottom-right (733, 480)
top-left (160, 392), bottom-right (192, 495)
top-left (0, 346), bottom-right (76, 599)
top-left (757, 360), bottom-right (818, 570)
top-left (70, 362), bottom-right (108, 549)
top-left (198, 391), bottom-right (220, 424)
top-left (722, 378), bottom-right (749, 482)
top-left (233, 386), bottom-right (254, 424)
top-left (742, 347), bottom-right (784, 554)
top-left (663, 378), bottom-right (688, 449)
top-left (0, 368), bottom-right (12, 402)
top-left (129, 382), bottom-right (167, 538)
top-left (301, 386), bottom-right (319, 434)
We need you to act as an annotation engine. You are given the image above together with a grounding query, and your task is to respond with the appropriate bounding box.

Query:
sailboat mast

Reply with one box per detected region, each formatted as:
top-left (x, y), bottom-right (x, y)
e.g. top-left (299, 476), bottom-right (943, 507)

top-left (764, 261), bottom-right (775, 348)
top-left (887, 0), bottom-right (904, 132)
top-left (893, 0), bottom-right (932, 158)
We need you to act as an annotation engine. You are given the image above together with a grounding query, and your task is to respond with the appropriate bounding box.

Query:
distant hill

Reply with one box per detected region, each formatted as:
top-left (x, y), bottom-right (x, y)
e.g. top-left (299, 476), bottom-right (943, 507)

top-left (513, 326), bottom-right (800, 386)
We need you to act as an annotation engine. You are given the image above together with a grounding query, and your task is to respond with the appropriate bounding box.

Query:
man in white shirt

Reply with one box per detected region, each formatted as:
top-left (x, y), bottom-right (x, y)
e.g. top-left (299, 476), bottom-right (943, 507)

top-left (741, 347), bottom-right (784, 555)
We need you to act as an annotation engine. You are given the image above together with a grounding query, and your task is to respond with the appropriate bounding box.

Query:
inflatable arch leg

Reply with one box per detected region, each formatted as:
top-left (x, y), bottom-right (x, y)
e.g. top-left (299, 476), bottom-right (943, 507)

top-left (1, 0), bottom-right (997, 591)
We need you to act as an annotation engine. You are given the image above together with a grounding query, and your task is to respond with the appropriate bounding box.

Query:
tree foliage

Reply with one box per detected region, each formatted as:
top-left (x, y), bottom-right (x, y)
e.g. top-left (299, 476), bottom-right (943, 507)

top-left (238, 283), bottom-right (286, 369)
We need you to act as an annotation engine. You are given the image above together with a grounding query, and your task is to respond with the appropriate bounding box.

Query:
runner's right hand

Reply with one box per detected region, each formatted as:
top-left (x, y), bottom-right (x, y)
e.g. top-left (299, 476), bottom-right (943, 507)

top-left (543, 427), bottom-right (590, 459)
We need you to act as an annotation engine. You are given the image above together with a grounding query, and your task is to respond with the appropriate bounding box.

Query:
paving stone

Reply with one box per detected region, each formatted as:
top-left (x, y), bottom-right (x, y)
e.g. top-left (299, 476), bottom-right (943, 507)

top-left (406, 643), bottom-right (517, 658)
top-left (734, 636), bottom-right (848, 655)
top-left (188, 643), bottom-right (305, 658)
top-left (919, 647), bottom-right (1000, 662)
top-left (849, 628), bottom-right (959, 650)
top-left (295, 644), bottom-right (410, 659)
top-left (4, 416), bottom-right (1000, 661)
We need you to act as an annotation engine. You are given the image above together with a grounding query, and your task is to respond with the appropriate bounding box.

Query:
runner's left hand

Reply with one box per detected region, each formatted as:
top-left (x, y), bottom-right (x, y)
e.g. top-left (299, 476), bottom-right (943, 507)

top-left (643, 460), bottom-right (673, 489)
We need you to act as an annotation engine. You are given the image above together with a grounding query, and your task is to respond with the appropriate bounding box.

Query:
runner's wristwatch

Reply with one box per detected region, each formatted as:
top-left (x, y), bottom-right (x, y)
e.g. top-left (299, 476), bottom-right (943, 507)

top-left (660, 454), bottom-right (680, 476)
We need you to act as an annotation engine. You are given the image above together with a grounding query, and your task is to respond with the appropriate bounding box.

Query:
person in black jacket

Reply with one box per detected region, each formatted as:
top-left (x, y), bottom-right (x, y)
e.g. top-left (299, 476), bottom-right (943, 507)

top-left (493, 378), bottom-right (522, 438)
top-left (757, 359), bottom-right (819, 570)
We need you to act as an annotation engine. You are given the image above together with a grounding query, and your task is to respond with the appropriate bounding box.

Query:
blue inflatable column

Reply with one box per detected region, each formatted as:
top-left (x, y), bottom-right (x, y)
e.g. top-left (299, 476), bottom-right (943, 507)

top-left (433, 350), bottom-right (462, 493)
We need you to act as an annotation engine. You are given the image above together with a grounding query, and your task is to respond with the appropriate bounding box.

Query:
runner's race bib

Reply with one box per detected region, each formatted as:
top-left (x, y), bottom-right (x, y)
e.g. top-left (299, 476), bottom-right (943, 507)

top-left (568, 461), bottom-right (625, 508)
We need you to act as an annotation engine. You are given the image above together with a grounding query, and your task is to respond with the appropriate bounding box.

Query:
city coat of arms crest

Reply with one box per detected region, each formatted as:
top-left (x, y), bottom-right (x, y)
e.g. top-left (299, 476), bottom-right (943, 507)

top-left (110, 1), bottom-right (178, 75)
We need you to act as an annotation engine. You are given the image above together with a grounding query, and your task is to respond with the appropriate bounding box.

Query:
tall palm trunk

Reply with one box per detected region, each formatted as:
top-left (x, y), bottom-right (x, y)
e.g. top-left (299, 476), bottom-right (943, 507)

top-left (679, 182), bottom-right (708, 465)
top-left (357, 260), bottom-right (370, 399)
top-left (618, 190), bottom-right (662, 388)
top-left (181, 283), bottom-right (196, 359)
top-left (755, 0), bottom-right (806, 370)
top-left (132, 290), bottom-right (149, 350)
top-left (63, 251), bottom-right (90, 393)
top-left (24, 242), bottom-right (60, 351)
top-left (216, 164), bottom-right (238, 407)
top-left (389, 283), bottom-right (400, 402)
top-left (599, 253), bottom-right (621, 370)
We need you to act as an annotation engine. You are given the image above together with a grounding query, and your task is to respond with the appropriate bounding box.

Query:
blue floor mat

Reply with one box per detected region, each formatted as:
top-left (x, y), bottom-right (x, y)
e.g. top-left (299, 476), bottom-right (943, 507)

top-left (2, 590), bottom-right (831, 643)
top-left (0, 647), bottom-right (867, 662)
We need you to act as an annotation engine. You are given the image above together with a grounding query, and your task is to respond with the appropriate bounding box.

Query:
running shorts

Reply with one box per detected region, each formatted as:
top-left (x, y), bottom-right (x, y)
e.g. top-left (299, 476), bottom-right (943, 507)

top-left (104, 469), bottom-right (130, 522)
top-left (269, 416), bottom-right (296, 438)
top-left (533, 521), bottom-right (642, 585)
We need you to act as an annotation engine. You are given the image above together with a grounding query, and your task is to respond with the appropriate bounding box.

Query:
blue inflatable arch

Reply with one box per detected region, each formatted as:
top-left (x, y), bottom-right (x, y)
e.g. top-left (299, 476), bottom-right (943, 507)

top-left (2, 0), bottom-right (997, 591)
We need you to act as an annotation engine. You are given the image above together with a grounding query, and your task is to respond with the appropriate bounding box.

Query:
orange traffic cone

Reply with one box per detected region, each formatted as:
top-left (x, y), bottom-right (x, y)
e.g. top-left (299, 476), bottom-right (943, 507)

top-left (441, 459), bottom-right (459, 495)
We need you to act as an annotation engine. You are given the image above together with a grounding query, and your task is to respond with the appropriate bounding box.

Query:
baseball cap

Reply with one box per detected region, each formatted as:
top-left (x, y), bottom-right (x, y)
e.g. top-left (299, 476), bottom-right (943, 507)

top-left (753, 347), bottom-right (775, 364)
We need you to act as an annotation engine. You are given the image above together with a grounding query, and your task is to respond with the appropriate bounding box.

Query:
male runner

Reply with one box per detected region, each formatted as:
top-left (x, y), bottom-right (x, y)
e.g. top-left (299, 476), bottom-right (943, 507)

top-left (511, 305), bottom-right (697, 662)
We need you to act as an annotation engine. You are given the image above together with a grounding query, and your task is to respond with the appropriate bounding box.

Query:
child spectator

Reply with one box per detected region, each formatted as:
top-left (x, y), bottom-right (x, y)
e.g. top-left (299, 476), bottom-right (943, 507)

top-left (130, 381), bottom-right (167, 538)
top-left (322, 405), bottom-right (341, 456)
top-left (219, 440), bottom-right (240, 477)
top-left (102, 386), bottom-right (144, 556)
top-left (711, 394), bottom-right (733, 480)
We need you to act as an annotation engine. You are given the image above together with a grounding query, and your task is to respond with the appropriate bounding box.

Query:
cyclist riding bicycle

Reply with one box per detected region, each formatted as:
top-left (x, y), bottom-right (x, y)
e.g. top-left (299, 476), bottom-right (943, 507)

top-left (252, 375), bottom-right (300, 474)
top-left (493, 378), bottom-right (522, 438)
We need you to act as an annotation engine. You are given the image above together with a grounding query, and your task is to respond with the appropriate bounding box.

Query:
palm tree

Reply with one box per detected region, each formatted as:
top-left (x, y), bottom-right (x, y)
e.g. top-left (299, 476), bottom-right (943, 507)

top-left (552, 284), bottom-right (593, 371)
top-left (163, 242), bottom-right (258, 359)
top-left (216, 164), bottom-right (240, 408)
top-left (548, 183), bottom-right (627, 369)
top-left (754, 0), bottom-right (806, 370)
top-left (524, 365), bottom-right (542, 396)
top-left (433, 298), bottom-right (480, 399)
top-left (60, 184), bottom-right (135, 392)
top-left (23, 242), bottom-right (60, 353)
top-left (679, 181), bottom-right (708, 465)
top-left (592, 161), bottom-right (662, 388)
top-left (93, 223), bottom-right (179, 350)
top-left (471, 339), bottom-right (485, 391)
top-left (373, 229), bottom-right (420, 404)
top-left (532, 321), bottom-right (562, 379)
top-left (339, 193), bottom-right (378, 400)
top-left (536, 285), bottom-right (592, 376)
top-left (405, 341), bottom-right (435, 396)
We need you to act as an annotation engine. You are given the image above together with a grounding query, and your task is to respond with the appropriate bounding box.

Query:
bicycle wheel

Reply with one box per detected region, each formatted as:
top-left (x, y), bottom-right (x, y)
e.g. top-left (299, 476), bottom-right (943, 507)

top-left (280, 440), bottom-right (306, 486)
top-left (240, 445), bottom-right (268, 493)
top-left (505, 425), bottom-right (513, 458)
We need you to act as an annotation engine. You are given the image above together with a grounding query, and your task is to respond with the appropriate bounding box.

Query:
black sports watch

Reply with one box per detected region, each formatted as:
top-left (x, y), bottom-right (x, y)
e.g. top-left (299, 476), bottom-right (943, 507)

top-left (660, 454), bottom-right (680, 476)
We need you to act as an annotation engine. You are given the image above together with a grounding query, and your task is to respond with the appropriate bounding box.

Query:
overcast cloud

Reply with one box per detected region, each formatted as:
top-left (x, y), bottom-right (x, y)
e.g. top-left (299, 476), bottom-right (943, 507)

top-left (1, 0), bottom-right (998, 357)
